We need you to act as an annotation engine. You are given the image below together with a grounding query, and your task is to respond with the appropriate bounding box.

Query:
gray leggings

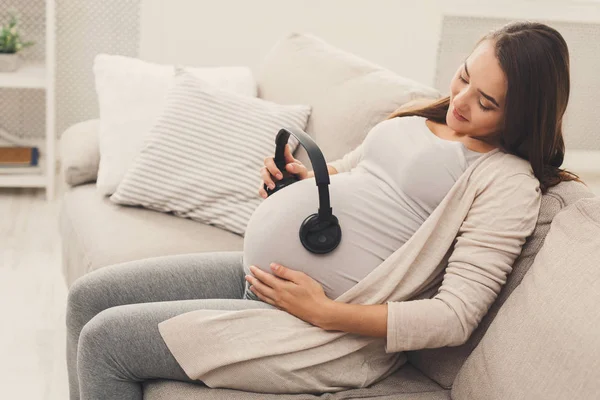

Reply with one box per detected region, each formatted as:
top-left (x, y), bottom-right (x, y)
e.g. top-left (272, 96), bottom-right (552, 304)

top-left (65, 251), bottom-right (275, 400)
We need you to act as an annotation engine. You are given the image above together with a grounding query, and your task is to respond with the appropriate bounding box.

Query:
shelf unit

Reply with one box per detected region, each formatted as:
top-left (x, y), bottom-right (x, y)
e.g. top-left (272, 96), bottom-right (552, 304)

top-left (0, 61), bottom-right (46, 88)
top-left (0, 0), bottom-right (56, 201)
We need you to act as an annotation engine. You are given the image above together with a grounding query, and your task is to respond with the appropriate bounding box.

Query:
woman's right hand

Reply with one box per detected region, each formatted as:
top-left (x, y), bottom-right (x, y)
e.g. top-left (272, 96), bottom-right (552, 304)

top-left (258, 144), bottom-right (309, 199)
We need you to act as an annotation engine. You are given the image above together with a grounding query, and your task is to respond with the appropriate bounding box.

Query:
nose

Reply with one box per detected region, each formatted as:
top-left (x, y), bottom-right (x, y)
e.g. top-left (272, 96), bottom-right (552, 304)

top-left (453, 90), bottom-right (469, 113)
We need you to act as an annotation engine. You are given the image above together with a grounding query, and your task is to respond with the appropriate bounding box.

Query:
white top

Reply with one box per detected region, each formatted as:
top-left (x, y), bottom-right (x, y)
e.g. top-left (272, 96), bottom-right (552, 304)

top-left (243, 116), bottom-right (484, 300)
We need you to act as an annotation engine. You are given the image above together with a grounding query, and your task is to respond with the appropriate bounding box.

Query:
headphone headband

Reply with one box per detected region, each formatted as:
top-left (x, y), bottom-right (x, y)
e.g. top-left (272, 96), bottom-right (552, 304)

top-left (273, 128), bottom-right (332, 221)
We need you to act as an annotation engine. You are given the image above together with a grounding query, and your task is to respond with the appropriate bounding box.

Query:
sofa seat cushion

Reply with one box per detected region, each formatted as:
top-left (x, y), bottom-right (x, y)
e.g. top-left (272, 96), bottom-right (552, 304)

top-left (59, 183), bottom-right (243, 287)
top-left (142, 363), bottom-right (450, 400)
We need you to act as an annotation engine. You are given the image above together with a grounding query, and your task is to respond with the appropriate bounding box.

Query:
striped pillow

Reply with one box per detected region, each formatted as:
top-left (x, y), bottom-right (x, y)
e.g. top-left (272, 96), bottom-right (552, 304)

top-left (110, 68), bottom-right (311, 236)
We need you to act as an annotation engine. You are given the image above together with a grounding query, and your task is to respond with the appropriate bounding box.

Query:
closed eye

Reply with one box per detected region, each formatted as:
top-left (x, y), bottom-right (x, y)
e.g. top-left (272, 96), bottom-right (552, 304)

top-left (458, 75), bottom-right (492, 112)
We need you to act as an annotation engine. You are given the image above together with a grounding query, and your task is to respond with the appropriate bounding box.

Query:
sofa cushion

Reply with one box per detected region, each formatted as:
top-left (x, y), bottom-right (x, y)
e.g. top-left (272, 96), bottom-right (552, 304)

top-left (94, 54), bottom-right (258, 196)
top-left (110, 69), bottom-right (310, 237)
top-left (255, 32), bottom-right (441, 169)
top-left (142, 363), bottom-right (450, 400)
top-left (406, 180), bottom-right (596, 389)
top-left (451, 196), bottom-right (600, 400)
top-left (59, 119), bottom-right (100, 187)
top-left (59, 183), bottom-right (243, 288)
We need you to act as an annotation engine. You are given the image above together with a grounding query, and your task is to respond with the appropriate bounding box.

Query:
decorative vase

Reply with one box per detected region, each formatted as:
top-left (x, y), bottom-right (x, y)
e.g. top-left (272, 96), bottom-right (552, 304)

top-left (0, 53), bottom-right (21, 72)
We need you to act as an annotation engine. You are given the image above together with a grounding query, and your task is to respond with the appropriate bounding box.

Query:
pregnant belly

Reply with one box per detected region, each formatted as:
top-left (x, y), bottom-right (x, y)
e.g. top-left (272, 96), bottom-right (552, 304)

top-left (243, 171), bottom-right (409, 300)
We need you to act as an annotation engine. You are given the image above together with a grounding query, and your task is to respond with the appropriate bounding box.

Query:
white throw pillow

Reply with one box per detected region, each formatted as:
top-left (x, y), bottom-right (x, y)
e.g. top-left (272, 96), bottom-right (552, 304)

top-left (94, 54), bottom-right (258, 196)
top-left (109, 69), bottom-right (311, 236)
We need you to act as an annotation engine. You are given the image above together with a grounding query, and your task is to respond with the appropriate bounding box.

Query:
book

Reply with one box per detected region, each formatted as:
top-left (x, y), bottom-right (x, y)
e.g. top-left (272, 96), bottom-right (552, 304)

top-left (0, 146), bottom-right (39, 167)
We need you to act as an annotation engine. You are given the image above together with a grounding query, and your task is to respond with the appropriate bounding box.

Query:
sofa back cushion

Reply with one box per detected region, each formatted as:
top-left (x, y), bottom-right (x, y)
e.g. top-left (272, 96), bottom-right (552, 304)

top-left (255, 32), bottom-right (441, 168)
top-left (60, 119), bottom-right (101, 186)
top-left (451, 195), bottom-right (600, 399)
top-left (406, 180), bottom-right (596, 389)
top-left (93, 54), bottom-right (258, 196)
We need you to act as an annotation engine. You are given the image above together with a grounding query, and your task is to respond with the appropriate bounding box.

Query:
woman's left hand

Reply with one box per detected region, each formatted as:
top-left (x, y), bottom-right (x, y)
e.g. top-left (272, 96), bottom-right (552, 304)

top-left (245, 263), bottom-right (333, 328)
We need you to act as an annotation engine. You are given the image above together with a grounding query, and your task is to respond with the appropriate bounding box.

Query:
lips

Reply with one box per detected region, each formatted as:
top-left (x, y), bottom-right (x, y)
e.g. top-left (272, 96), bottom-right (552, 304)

top-left (452, 107), bottom-right (468, 122)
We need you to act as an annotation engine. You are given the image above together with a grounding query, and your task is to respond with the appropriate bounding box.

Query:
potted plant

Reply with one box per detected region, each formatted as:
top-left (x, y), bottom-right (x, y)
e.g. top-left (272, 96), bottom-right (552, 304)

top-left (0, 11), bottom-right (35, 72)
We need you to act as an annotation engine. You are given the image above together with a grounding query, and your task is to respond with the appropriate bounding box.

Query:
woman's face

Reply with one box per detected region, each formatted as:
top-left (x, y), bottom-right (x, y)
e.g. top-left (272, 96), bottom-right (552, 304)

top-left (447, 39), bottom-right (508, 144)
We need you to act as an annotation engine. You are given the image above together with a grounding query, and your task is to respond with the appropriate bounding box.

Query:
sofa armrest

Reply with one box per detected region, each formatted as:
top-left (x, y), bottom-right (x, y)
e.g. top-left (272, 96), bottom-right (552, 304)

top-left (59, 119), bottom-right (100, 187)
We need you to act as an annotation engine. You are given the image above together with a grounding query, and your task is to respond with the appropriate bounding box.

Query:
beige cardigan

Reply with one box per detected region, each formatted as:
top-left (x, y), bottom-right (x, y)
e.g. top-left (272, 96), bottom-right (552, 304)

top-left (157, 147), bottom-right (542, 394)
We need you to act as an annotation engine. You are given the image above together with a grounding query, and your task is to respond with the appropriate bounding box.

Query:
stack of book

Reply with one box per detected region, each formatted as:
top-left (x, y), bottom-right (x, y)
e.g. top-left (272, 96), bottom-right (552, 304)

top-left (0, 146), bottom-right (40, 174)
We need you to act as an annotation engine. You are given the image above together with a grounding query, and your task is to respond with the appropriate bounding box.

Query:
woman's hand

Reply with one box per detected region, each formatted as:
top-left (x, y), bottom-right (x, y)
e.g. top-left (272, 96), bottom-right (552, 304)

top-left (245, 263), bottom-right (333, 327)
top-left (258, 144), bottom-right (310, 199)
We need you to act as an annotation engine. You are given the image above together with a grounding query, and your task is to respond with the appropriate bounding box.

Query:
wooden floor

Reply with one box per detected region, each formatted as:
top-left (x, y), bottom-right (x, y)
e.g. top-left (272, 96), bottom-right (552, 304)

top-left (0, 169), bottom-right (598, 400)
top-left (0, 176), bottom-right (69, 400)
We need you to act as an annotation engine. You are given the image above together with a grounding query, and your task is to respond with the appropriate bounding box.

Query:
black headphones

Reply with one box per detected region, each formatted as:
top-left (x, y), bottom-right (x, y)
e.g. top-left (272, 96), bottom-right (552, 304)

top-left (263, 127), bottom-right (342, 254)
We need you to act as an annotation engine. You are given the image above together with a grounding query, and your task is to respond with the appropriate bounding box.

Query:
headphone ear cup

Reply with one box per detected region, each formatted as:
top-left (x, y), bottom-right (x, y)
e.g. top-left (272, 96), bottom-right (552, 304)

top-left (299, 214), bottom-right (342, 254)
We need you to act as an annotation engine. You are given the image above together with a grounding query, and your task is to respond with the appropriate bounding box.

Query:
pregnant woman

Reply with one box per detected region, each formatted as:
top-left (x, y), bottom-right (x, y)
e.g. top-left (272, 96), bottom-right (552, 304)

top-left (66, 21), bottom-right (583, 400)
top-left (243, 115), bottom-right (488, 302)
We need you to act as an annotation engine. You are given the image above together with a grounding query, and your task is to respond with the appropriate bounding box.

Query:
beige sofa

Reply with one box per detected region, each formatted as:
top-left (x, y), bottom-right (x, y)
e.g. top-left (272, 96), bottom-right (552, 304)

top-left (59, 33), bottom-right (600, 399)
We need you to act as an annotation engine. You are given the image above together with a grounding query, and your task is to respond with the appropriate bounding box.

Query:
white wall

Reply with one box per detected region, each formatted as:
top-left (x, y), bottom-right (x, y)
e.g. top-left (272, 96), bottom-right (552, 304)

top-left (139, 0), bottom-right (442, 86)
top-left (138, 0), bottom-right (600, 190)
top-left (139, 0), bottom-right (600, 89)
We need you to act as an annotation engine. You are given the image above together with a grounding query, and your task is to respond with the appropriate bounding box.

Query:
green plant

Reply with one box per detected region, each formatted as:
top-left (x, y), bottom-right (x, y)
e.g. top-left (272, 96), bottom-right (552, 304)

top-left (0, 11), bottom-right (35, 54)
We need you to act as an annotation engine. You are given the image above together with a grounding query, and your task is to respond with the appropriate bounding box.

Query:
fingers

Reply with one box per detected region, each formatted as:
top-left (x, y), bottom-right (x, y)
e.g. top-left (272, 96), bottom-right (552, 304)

top-left (264, 156), bottom-right (283, 181)
top-left (247, 277), bottom-right (277, 302)
top-left (285, 162), bottom-right (308, 180)
top-left (258, 144), bottom-right (301, 198)
top-left (270, 263), bottom-right (304, 285)
top-left (248, 285), bottom-right (276, 306)
top-left (249, 265), bottom-right (287, 287)
top-left (284, 144), bottom-right (296, 164)
top-left (258, 183), bottom-right (269, 199)
top-left (260, 165), bottom-right (276, 188)
top-left (283, 144), bottom-right (310, 179)
top-left (245, 266), bottom-right (285, 299)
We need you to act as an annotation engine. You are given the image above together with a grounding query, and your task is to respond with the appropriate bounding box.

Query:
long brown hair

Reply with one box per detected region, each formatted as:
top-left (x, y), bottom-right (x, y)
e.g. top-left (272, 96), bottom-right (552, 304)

top-left (386, 21), bottom-right (584, 194)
